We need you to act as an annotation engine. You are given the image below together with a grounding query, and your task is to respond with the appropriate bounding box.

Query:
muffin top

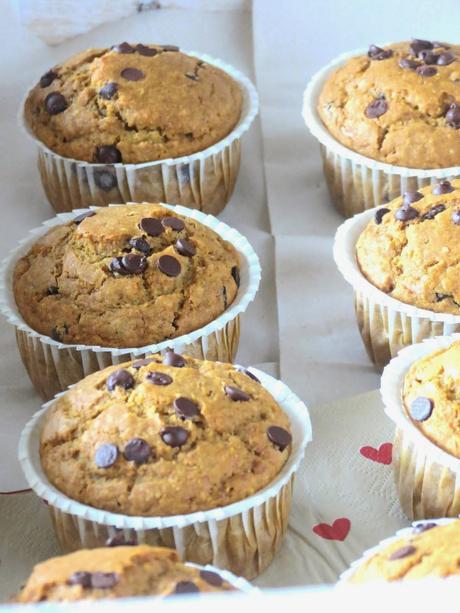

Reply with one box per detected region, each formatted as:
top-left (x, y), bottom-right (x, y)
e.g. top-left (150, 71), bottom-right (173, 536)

top-left (403, 340), bottom-right (460, 457)
top-left (356, 180), bottom-right (460, 315)
top-left (13, 203), bottom-right (240, 348)
top-left (15, 545), bottom-right (234, 602)
top-left (349, 520), bottom-right (460, 582)
top-left (40, 354), bottom-right (292, 516)
top-left (318, 40), bottom-right (460, 169)
top-left (24, 43), bottom-right (243, 164)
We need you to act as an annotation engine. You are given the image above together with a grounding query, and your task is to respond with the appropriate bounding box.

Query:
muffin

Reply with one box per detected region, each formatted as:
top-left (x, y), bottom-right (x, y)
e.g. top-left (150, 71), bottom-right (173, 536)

top-left (21, 43), bottom-right (257, 214)
top-left (347, 520), bottom-right (460, 583)
top-left (13, 203), bottom-right (239, 349)
top-left (15, 545), bottom-right (236, 602)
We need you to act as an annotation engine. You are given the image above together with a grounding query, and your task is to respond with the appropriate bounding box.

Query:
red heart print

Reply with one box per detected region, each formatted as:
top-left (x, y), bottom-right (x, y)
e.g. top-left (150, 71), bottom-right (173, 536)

top-left (313, 518), bottom-right (351, 541)
top-left (360, 442), bottom-right (393, 465)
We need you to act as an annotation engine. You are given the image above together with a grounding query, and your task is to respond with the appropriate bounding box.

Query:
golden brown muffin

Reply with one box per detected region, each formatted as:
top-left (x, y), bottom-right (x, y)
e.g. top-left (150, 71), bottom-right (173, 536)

top-left (15, 545), bottom-right (234, 602)
top-left (356, 179), bottom-right (460, 314)
top-left (24, 44), bottom-right (243, 164)
top-left (318, 40), bottom-right (460, 169)
top-left (13, 203), bottom-right (240, 348)
top-left (40, 354), bottom-right (292, 516)
top-left (402, 340), bottom-right (460, 457)
top-left (349, 520), bottom-right (460, 582)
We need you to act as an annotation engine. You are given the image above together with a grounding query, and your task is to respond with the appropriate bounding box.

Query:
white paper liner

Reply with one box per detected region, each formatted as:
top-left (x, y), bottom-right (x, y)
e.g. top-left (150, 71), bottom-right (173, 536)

top-left (185, 562), bottom-right (256, 594)
top-left (338, 517), bottom-right (458, 584)
top-left (19, 50), bottom-right (259, 215)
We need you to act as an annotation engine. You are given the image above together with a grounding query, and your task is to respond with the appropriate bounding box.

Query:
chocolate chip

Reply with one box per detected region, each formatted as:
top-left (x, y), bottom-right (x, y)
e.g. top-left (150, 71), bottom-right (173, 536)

top-left (433, 180), bottom-right (454, 195)
top-left (67, 571), bottom-right (92, 588)
top-left (91, 572), bottom-right (118, 589)
top-left (418, 50), bottom-right (439, 65)
top-left (186, 72), bottom-right (198, 81)
top-left (147, 371), bottom-right (173, 385)
top-left (410, 39), bottom-right (433, 56)
top-left (106, 531), bottom-right (138, 547)
top-left (162, 216), bottom-right (185, 231)
top-left (161, 426), bottom-right (188, 447)
top-left (99, 82), bottom-right (118, 100)
top-left (367, 45), bottom-right (393, 60)
top-left (162, 45), bottom-right (180, 52)
top-left (112, 42), bottom-right (134, 54)
top-left (437, 52), bottom-right (455, 66)
top-left (365, 97), bottom-right (388, 119)
top-left (139, 217), bottom-right (164, 237)
top-left (413, 522), bottom-right (437, 534)
top-left (222, 285), bottom-right (228, 309)
top-left (136, 44), bottom-right (158, 57)
top-left (435, 292), bottom-right (451, 302)
top-left (158, 255), bottom-right (181, 277)
top-left (95, 169), bottom-right (117, 191)
top-left (175, 238), bottom-right (196, 257)
top-left (225, 385), bottom-right (250, 401)
top-left (399, 57), bottom-right (419, 70)
top-left (395, 206), bottom-right (419, 222)
top-left (446, 103), bottom-right (460, 128)
top-left (47, 285), bottom-right (59, 295)
top-left (128, 237), bottom-right (152, 255)
top-left (132, 357), bottom-right (156, 369)
top-left (163, 351), bottom-right (185, 367)
top-left (74, 210), bottom-right (96, 225)
top-left (45, 92), bottom-right (68, 115)
top-left (40, 70), bottom-right (57, 88)
top-left (403, 191), bottom-right (424, 205)
top-left (123, 438), bottom-right (151, 464)
top-left (94, 443), bottom-right (119, 468)
top-left (121, 67), bottom-right (145, 81)
top-left (409, 397), bottom-right (434, 421)
top-left (236, 366), bottom-right (260, 383)
top-left (199, 570), bottom-right (223, 587)
top-left (422, 204), bottom-right (445, 220)
top-left (231, 266), bottom-right (240, 287)
top-left (452, 210), bottom-right (460, 225)
top-left (416, 65), bottom-right (437, 77)
top-left (375, 207), bottom-right (390, 225)
top-left (174, 397), bottom-right (200, 420)
top-left (121, 253), bottom-right (147, 274)
top-left (95, 145), bottom-right (122, 164)
top-left (51, 326), bottom-right (63, 342)
top-left (174, 581), bottom-right (200, 594)
top-left (267, 426), bottom-right (292, 451)
top-left (109, 257), bottom-right (126, 275)
top-left (106, 369), bottom-right (134, 391)
top-left (389, 545), bottom-right (417, 561)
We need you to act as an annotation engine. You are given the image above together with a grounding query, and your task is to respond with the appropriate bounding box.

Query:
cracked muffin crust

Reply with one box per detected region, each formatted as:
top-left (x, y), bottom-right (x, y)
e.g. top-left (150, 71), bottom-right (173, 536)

top-left (402, 340), bottom-right (460, 458)
top-left (349, 520), bottom-right (460, 582)
top-left (356, 179), bottom-right (460, 315)
top-left (318, 40), bottom-right (460, 168)
top-left (15, 545), bottom-right (234, 602)
top-left (13, 203), bottom-right (239, 348)
top-left (39, 353), bottom-right (292, 516)
top-left (24, 43), bottom-right (243, 164)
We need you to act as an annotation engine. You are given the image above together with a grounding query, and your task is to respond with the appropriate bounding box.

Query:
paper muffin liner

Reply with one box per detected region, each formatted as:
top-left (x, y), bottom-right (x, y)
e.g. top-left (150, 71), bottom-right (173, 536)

top-left (0, 203), bottom-right (261, 401)
top-left (18, 366), bottom-right (312, 580)
top-left (333, 208), bottom-right (460, 369)
top-left (380, 335), bottom-right (460, 520)
top-left (302, 46), bottom-right (460, 218)
top-left (19, 51), bottom-right (259, 216)
top-left (338, 517), bottom-right (457, 584)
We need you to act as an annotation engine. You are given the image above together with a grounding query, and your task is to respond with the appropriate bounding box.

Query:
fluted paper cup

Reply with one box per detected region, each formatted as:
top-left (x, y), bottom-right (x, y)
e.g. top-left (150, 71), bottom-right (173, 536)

top-left (18, 366), bottom-right (312, 580)
top-left (20, 51), bottom-right (259, 216)
top-left (0, 203), bottom-right (261, 401)
top-left (302, 46), bottom-right (460, 218)
top-left (333, 208), bottom-right (460, 369)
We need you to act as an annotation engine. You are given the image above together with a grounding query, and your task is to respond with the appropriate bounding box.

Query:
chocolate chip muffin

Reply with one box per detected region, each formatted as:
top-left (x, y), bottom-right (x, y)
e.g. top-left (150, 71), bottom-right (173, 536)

top-left (39, 354), bottom-right (292, 516)
top-left (356, 179), bottom-right (460, 314)
top-left (402, 340), bottom-right (460, 457)
top-left (15, 545), bottom-right (234, 602)
top-left (349, 520), bottom-right (460, 582)
top-left (318, 39), bottom-right (460, 168)
top-left (13, 203), bottom-right (240, 348)
top-left (24, 43), bottom-right (243, 164)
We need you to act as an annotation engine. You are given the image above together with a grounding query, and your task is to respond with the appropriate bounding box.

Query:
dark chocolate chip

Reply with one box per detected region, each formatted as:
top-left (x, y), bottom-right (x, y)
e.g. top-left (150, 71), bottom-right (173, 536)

top-left (231, 266), bottom-right (240, 288)
top-left (367, 45), bottom-right (393, 60)
top-left (121, 253), bottom-right (147, 274)
top-left (236, 366), bottom-right (260, 383)
top-left (74, 210), bottom-right (96, 224)
top-left (267, 426), bottom-right (292, 451)
top-left (67, 571), bottom-right (92, 588)
top-left (175, 238), bottom-right (196, 257)
top-left (395, 206), bottom-right (419, 222)
top-left (121, 67), bottom-right (145, 81)
top-left (94, 443), bottom-right (119, 468)
top-left (128, 237), bottom-right (152, 255)
top-left (146, 371), bottom-right (173, 385)
top-left (174, 397), bottom-right (200, 420)
top-left (112, 42), bottom-right (134, 54)
top-left (410, 39), bottom-right (434, 56)
top-left (422, 204), bottom-right (446, 220)
top-left (416, 65), bottom-right (437, 77)
top-left (418, 50), bottom-right (439, 65)
top-left (132, 357), bottom-right (156, 369)
top-left (40, 69), bottom-right (58, 88)
top-left (413, 522), bottom-right (437, 534)
top-left (161, 426), bottom-right (188, 447)
top-left (222, 285), bottom-right (228, 309)
top-left (95, 145), bottom-right (122, 164)
top-left (109, 257), bottom-right (126, 275)
top-left (163, 351), bottom-right (185, 367)
top-left (435, 292), bottom-right (451, 302)
top-left (173, 581), bottom-right (200, 594)
top-left (47, 285), bottom-right (59, 295)
top-left (99, 82), bottom-right (118, 100)
top-left (432, 180), bottom-right (454, 195)
top-left (389, 545), bottom-right (417, 561)
top-left (106, 531), bottom-right (138, 547)
top-left (123, 438), bottom-right (151, 464)
top-left (365, 97), bottom-right (388, 119)
top-left (409, 396), bottom-right (434, 421)
top-left (199, 570), bottom-right (223, 587)
top-left (45, 92), bottom-right (68, 115)
top-left (162, 216), bottom-right (185, 231)
top-left (186, 72), bottom-right (198, 81)
top-left (399, 57), bottom-right (419, 70)
top-left (136, 44), bottom-right (158, 57)
top-left (107, 369), bottom-right (134, 392)
top-left (91, 572), bottom-right (118, 589)
top-left (95, 169), bottom-right (117, 191)
top-left (375, 207), bottom-right (390, 225)
top-left (158, 255), bottom-right (181, 277)
top-left (162, 45), bottom-right (180, 52)
top-left (403, 191), bottom-right (424, 205)
top-left (225, 385), bottom-right (250, 401)
top-left (452, 210), bottom-right (460, 225)
top-left (446, 103), bottom-right (460, 128)
top-left (437, 52), bottom-right (455, 66)
top-left (51, 326), bottom-right (63, 342)
top-left (139, 217), bottom-right (164, 237)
